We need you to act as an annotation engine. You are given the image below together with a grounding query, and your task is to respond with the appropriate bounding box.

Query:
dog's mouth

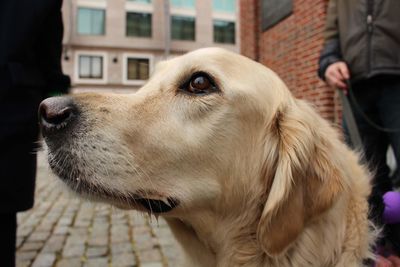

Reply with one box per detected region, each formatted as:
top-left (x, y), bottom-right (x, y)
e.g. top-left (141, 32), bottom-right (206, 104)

top-left (136, 197), bottom-right (179, 213)
top-left (48, 156), bottom-right (179, 213)
top-left (69, 177), bottom-right (179, 213)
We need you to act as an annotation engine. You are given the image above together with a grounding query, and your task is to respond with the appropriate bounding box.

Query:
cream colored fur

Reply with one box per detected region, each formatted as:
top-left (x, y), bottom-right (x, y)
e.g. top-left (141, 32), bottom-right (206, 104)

top-left (46, 48), bottom-right (375, 267)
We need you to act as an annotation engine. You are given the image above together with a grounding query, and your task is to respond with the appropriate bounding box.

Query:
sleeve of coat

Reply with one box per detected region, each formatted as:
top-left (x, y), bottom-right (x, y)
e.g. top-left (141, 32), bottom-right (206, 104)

top-left (37, 0), bottom-right (71, 96)
top-left (317, 0), bottom-right (343, 80)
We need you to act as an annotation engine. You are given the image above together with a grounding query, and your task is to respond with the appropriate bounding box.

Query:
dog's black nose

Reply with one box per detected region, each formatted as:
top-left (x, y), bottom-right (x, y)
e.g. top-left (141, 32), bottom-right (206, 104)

top-left (39, 97), bottom-right (76, 136)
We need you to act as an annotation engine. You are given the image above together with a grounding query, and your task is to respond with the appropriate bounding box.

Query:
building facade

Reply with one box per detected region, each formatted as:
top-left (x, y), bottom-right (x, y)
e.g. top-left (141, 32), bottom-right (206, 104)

top-left (240, 0), bottom-right (340, 122)
top-left (62, 0), bottom-right (239, 92)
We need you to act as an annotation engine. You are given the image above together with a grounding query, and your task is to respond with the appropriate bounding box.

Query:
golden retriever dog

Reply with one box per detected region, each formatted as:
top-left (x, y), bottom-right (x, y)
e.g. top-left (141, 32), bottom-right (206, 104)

top-left (39, 48), bottom-right (374, 266)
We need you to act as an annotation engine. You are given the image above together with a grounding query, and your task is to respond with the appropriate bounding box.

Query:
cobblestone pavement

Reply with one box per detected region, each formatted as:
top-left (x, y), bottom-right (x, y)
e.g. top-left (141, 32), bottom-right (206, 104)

top-left (16, 152), bottom-right (182, 267)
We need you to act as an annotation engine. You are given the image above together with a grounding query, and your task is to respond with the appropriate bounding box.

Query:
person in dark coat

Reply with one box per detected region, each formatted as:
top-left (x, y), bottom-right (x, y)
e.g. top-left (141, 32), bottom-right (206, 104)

top-left (318, 0), bottom-right (400, 265)
top-left (0, 0), bottom-right (70, 266)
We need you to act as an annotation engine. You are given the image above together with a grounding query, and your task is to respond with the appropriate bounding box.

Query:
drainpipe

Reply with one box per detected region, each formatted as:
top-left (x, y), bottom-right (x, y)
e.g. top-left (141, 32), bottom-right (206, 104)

top-left (164, 0), bottom-right (171, 59)
top-left (254, 0), bottom-right (260, 62)
top-left (63, 0), bottom-right (73, 60)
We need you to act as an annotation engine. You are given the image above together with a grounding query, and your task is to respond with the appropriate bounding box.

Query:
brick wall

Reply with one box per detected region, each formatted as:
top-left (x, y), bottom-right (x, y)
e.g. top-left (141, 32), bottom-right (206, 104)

top-left (239, 0), bottom-right (260, 61)
top-left (240, 0), bottom-right (341, 122)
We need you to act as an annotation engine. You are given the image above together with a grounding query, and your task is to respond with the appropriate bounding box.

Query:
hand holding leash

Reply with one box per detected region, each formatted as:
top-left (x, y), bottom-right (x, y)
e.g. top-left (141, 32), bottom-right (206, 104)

top-left (326, 61), bottom-right (350, 92)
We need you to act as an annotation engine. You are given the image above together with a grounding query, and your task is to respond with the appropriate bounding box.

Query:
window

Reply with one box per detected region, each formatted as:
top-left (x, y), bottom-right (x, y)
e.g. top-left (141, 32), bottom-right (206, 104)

top-left (123, 54), bottom-right (153, 85)
top-left (127, 58), bottom-right (150, 81)
top-left (171, 0), bottom-right (195, 8)
top-left (213, 20), bottom-right (235, 44)
top-left (171, 16), bottom-right (195, 41)
top-left (213, 0), bottom-right (235, 13)
top-left (128, 0), bottom-right (151, 3)
top-left (126, 12), bottom-right (152, 37)
top-left (77, 8), bottom-right (105, 35)
top-left (79, 55), bottom-right (103, 79)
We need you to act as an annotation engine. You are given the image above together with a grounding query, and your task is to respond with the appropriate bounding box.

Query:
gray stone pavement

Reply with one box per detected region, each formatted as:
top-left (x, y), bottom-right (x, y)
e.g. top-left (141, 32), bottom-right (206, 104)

top-left (16, 152), bottom-right (182, 267)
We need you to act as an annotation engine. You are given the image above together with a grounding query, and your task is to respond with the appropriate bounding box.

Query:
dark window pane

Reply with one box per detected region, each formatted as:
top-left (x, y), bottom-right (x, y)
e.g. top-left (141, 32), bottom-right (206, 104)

top-left (79, 55), bottom-right (103, 79)
top-left (127, 58), bottom-right (149, 80)
top-left (171, 16), bottom-right (195, 41)
top-left (213, 20), bottom-right (235, 44)
top-left (126, 12), bottom-right (152, 37)
top-left (77, 8), bottom-right (105, 35)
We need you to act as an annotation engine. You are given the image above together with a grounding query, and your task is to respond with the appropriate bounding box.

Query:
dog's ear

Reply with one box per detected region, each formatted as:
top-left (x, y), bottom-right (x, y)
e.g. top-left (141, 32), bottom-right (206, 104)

top-left (257, 100), bottom-right (344, 256)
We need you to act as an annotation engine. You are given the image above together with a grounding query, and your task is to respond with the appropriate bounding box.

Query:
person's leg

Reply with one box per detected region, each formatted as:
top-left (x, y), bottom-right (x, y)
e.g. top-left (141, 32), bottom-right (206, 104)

top-left (346, 80), bottom-right (391, 224)
top-left (377, 77), bottom-right (400, 254)
top-left (0, 212), bottom-right (17, 267)
top-left (344, 80), bottom-right (393, 264)
top-left (379, 77), bottom-right (400, 183)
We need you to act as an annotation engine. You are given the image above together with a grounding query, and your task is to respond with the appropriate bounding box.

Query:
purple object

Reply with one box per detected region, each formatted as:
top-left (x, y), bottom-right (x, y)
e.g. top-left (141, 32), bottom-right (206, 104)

top-left (383, 191), bottom-right (400, 224)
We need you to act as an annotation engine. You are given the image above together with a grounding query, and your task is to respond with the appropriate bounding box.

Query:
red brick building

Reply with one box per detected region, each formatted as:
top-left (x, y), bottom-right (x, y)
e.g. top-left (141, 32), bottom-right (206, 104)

top-left (240, 0), bottom-right (340, 122)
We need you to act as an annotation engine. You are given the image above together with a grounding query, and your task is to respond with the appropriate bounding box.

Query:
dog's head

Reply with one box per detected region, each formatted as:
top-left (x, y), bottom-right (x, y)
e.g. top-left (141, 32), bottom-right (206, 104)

top-left (40, 48), bottom-right (346, 256)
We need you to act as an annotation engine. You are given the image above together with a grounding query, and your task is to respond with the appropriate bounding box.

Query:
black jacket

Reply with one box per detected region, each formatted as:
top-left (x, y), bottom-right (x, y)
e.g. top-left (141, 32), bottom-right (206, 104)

top-left (318, 0), bottom-right (400, 82)
top-left (0, 0), bottom-right (70, 212)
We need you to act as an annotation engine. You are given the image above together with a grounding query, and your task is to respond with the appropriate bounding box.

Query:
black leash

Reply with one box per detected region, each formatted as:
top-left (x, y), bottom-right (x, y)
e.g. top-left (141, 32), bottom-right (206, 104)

top-left (339, 87), bottom-right (363, 151)
top-left (346, 79), bottom-right (400, 133)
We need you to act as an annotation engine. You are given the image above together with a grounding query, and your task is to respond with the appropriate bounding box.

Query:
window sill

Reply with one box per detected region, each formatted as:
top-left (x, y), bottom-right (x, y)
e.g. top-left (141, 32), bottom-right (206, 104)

top-left (123, 80), bottom-right (147, 86)
top-left (75, 78), bottom-right (107, 84)
top-left (77, 33), bottom-right (106, 36)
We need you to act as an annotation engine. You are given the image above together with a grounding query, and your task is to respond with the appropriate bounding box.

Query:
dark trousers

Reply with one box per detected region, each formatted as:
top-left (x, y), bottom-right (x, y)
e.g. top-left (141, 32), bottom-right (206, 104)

top-left (344, 75), bottom-right (400, 250)
top-left (0, 91), bottom-right (42, 267)
top-left (346, 76), bottom-right (400, 193)
top-left (0, 213), bottom-right (17, 267)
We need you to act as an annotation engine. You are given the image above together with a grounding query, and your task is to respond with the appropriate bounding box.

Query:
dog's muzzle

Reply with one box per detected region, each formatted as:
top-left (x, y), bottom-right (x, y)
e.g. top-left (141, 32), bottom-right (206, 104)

top-left (38, 97), bottom-right (181, 213)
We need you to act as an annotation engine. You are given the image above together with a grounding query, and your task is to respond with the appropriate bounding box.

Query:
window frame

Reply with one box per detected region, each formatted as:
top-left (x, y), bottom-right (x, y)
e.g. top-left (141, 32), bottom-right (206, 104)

top-left (212, 2), bottom-right (237, 45)
top-left (122, 53), bottom-right (154, 85)
top-left (77, 0), bottom-right (107, 9)
top-left (213, 19), bottom-right (236, 44)
top-left (126, 12), bottom-right (153, 38)
top-left (171, 15), bottom-right (196, 41)
top-left (125, 0), bottom-right (154, 13)
top-left (77, 7), bottom-right (106, 36)
top-left (169, 0), bottom-right (196, 42)
top-left (75, 51), bottom-right (108, 84)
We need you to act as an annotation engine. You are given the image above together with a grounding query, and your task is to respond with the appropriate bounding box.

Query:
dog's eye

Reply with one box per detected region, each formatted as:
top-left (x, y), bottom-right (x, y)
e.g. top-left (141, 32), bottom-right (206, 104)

top-left (180, 72), bottom-right (218, 96)
top-left (191, 76), bottom-right (210, 91)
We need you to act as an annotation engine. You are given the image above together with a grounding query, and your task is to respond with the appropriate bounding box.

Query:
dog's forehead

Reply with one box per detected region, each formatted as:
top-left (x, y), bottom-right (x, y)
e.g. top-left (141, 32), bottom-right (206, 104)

top-left (182, 47), bottom-right (237, 61)
top-left (179, 48), bottom-right (241, 69)
top-left (157, 48), bottom-right (243, 75)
